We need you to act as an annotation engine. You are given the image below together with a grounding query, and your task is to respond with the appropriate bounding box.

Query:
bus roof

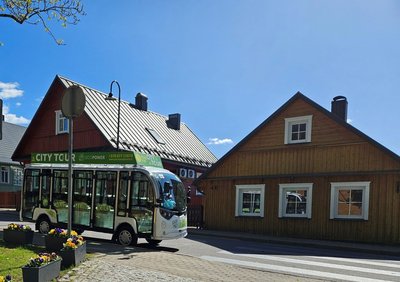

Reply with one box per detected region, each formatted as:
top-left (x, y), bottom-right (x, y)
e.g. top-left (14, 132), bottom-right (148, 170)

top-left (24, 163), bottom-right (172, 175)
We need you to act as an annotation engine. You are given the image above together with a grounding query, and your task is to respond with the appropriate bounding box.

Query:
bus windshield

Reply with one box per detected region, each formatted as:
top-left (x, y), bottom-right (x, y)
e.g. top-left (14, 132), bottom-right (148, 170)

top-left (153, 172), bottom-right (186, 212)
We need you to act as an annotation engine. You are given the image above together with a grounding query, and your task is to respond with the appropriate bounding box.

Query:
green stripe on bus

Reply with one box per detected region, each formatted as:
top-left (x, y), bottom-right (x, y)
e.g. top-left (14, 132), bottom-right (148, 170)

top-left (31, 151), bottom-right (163, 168)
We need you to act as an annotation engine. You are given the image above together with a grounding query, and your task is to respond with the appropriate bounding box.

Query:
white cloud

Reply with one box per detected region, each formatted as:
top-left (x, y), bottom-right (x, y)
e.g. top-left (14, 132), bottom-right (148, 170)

top-left (16, 102), bottom-right (22, 106)
top-left (2, 105), bottom-right (30, 125)
top-left (0, 81), bottom-right (24, 99)
top-left (207, 137), bottom-right (233, 145)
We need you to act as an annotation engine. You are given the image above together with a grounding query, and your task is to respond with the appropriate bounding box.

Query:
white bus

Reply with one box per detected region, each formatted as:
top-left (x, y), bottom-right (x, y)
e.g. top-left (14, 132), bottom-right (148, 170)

top-left (20, 152), bottom-right (188, 246)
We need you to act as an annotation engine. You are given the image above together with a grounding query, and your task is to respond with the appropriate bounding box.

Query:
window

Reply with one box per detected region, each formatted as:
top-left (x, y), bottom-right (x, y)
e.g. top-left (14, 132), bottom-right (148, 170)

top-left (284, 115), bottom-right (312, 144)
top-left (279, 183), bottom-right (313, 218)
top-left (146, 128), bottom-right (165, 144)
top-left (55, 110), bottom-right (69, 134)
top-left (12, 167), bottom-right (23, 186)
top-left (235, 184), bottom-right (265, 217)
top-left (330, 182), bottom-right (370, 220)
top-left (1, 166), bottom-right (9, 184)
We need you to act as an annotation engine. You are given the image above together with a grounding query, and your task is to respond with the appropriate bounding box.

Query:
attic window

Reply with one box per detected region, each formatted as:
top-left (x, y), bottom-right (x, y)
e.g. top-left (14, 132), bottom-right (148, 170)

top-left (55, 110), bottom-right (69, 135)
top-left (146, 128), bottom-right (165, 144)
top-left (284, 115), bottom-right (312, 144)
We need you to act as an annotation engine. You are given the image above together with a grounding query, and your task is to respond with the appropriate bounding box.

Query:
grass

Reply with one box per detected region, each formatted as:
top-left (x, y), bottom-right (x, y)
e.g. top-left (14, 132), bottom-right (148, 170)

top-left (0, 240), bottom-right (44, 281)
top-left (0, 240), bottom-right (78, 281)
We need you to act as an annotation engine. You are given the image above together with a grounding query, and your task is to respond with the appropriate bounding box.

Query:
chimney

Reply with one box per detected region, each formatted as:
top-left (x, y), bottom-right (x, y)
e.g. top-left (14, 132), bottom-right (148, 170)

top-left (135, 92), bottom-right (148, 111)
top-left (167, 113), bottom-right (181, 130)
top-left (331, 96), bottom-right (348, 122)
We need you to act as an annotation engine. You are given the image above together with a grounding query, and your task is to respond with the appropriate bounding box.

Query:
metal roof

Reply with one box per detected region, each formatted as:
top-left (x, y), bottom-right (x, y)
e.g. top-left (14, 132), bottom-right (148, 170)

top-left (58, 76), bottom-right (217, 167)
top-left (0, 121), bottom-right (26, 165)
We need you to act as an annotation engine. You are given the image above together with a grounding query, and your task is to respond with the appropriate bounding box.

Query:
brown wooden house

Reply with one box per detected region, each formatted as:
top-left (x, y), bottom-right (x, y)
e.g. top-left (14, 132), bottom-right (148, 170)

top-left (195, 92), bottom-right (400, 244)
top-left (12, 75), bottom-right (217, 222)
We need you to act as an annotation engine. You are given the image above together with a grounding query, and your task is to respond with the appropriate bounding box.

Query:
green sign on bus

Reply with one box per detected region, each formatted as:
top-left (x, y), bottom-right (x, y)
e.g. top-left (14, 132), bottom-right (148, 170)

top-left (31, 151), bottom-right (163, 168)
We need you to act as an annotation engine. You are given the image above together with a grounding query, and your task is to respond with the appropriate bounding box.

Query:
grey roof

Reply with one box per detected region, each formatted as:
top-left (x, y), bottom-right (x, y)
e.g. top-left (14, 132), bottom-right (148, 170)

top-left (59, 76), bottom-right (217, 167)
top-left (0, 121), bottom-right (26, 165)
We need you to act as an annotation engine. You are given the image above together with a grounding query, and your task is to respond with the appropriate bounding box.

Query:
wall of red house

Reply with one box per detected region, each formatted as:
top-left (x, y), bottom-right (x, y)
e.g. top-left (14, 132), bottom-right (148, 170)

top-left (163, 161), bottom-right (205, 206)
top-left (13, 79), bottom-right (110, 163)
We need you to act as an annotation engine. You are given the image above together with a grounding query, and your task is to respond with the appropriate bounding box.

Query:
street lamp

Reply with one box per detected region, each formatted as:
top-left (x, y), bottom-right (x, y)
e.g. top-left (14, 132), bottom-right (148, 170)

top-left (105, 80), bottom-right (121, 151)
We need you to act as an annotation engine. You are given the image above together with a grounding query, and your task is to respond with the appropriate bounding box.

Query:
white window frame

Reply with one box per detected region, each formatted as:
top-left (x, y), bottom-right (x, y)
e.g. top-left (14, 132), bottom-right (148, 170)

top-left (12, 167), bottom-right (23, 186)
top-left (235, 184), bottom-right (265, 217)
top-left (278, 183), bottom-right (313, 219)
top-left (55, 110), bottom-right (69, 135)
top-left (0, 166), bottom-right (10, 184)
top-left (330, 181), bottom-right (370, 220)
top-left (284, 115), bottom-right (313, 144)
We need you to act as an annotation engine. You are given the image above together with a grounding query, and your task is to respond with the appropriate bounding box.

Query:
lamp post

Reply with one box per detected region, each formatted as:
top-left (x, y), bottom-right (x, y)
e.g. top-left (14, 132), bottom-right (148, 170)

top-left (105, 80), bottom-right (121, 151)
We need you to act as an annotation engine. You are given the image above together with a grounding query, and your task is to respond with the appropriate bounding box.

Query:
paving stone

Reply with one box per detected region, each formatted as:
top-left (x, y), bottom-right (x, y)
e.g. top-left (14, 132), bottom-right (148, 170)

top-left (58, 251), bottom-right (321, 282)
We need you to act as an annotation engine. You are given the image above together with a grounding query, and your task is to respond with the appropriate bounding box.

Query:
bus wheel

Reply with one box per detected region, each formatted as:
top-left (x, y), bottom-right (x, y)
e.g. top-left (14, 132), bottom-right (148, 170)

top-left (115, 226), bottom-right (137, 246)
top-left (146, 239), bottom-right (162, 246)
top-left (36, 216), bottom-right (51, 234)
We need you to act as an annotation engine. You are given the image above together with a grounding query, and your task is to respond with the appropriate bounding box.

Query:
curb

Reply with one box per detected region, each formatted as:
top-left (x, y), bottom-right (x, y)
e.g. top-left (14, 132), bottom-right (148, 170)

top-left (187, 228), bottom-right (400, 257)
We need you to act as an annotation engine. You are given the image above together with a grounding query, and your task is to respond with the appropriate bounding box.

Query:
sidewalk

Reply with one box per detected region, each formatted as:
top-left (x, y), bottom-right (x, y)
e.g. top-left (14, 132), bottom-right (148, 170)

top-left (59, 249), bottom-right (320, 282)
top-left (187, 227), bottom-right (400, 257)
top-left (55, 233), bottom-right (321, 282)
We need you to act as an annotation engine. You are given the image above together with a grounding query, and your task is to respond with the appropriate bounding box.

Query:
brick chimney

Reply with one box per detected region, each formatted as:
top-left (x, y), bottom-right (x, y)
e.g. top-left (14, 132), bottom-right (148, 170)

top-left (135, 93), bottom-right (148, 111)
top-left (331, 96), bottom-right (348, 122)
top-left (167, 113), bottom-right (181, 130)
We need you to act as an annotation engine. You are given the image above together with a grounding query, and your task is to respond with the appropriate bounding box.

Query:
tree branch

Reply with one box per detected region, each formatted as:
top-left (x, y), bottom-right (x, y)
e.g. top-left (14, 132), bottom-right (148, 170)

top-left (0, 0), bottom-right (85, 45)
top-left (0, 13), bottom-right (24, 24)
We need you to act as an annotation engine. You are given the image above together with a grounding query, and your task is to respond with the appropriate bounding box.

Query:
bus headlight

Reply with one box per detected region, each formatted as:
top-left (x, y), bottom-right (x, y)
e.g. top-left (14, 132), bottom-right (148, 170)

top-left (160, 209), bottom-right (174, 220)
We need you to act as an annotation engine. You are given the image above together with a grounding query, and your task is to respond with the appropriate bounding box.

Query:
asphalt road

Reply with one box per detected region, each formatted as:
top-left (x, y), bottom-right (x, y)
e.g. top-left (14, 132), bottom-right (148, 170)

top-left (2, 210), bottom-right (400, 281)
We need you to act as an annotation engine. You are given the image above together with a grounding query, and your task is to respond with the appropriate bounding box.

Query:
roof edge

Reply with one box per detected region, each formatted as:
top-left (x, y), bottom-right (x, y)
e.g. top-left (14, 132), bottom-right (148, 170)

top-left (195, 91), bottom-right (400, 185)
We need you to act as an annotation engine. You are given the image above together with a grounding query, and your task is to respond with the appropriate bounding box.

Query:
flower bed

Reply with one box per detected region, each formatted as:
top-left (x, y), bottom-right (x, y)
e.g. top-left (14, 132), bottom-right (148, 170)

top-left (0, 275), bottom-right (12, 282)
top-left (59, 235), bottom-right (86, 267)
top-left (3, 223), bottom-right (34, 245)
top-left (45, 228), bottom-right (77, 252)
top-left (21, 252), bottom-right (61, 282)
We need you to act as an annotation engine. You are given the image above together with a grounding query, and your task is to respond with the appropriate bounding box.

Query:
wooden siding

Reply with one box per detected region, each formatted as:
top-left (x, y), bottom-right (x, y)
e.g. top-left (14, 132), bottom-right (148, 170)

top-left (0, 192), bottom-right (21, 209)
top-left (202, 173), bottom-right (400, 243)
top-left (206, 98), bottom-right (400, 179)
top-left (198, 95), bottom-right (400, 244)
top-left (13, 79), bottom-right (110, 162)
top-left (207, 143), bottom-right (400, 178)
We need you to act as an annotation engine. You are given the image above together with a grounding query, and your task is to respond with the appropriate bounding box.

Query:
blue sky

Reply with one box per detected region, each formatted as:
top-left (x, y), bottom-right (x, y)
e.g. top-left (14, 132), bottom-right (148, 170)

top-left (1, 1), bottom-right (400, 159)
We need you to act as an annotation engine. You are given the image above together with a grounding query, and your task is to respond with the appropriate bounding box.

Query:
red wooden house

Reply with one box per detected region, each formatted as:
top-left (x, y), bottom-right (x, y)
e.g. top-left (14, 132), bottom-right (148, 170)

top-left (12, 75), bottom-right (217, 222)
top-left (195, 92), bottom-right (400, 244)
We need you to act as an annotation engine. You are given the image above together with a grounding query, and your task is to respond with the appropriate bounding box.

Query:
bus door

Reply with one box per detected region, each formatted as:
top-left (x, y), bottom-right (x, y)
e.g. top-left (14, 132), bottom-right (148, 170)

top-left (22, 169), bottom-right (40, 219)
top-left (129, 171), bottom-right (154, 235)
top-left (72, 170), bottom-right (93, 227)
top-left (93, 171), bottom-right (117, 229)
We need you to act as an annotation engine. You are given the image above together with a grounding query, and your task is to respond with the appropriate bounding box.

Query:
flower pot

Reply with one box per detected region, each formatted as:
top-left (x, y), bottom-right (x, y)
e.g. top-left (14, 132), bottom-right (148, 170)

top-left (21, 259), bottom-right (61, 282)
top-left (44, 236), bottom-right (67, 252)
top-left (59, 242), bottom-right (86, 267)
top-left (3, 229), bottom-right (34, 245)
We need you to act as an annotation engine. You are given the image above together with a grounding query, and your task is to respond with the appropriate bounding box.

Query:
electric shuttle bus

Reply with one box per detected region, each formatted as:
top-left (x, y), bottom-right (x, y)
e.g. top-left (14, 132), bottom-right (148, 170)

top-left (20, 152), bottom-right (188, 246)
